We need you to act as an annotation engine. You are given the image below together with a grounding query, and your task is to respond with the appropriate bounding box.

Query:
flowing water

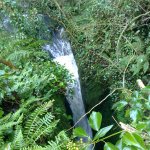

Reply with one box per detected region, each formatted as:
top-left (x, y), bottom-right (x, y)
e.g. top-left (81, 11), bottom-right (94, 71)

top-left (43, 28), bottom-right (93, 141)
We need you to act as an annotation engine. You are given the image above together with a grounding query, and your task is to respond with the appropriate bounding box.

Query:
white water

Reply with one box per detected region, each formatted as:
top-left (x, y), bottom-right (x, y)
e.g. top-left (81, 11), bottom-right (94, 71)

top-left (43, 28), bottom-right (93, 141)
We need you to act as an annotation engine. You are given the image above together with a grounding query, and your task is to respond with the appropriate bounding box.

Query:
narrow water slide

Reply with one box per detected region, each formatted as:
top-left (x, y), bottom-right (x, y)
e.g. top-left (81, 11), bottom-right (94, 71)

top-left (43, 28), bottom-right (93, 143)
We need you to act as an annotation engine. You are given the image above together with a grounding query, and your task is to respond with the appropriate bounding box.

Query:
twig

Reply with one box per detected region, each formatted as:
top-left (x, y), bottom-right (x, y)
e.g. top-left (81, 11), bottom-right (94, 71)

top-left (112, 116), bottom-right (121, 128)
top-left (132, 0), bottom-right (147, 13)
top-left (51, 0), bottom-right (66, 18)
top-left (119, 122), bottom-right (136, 133)
top-left (66, 88), bottom-right (121, 132)
top-left (113, 117), bottom-right (136, 133)
top-left (94, 130), bottom-right (123, 144)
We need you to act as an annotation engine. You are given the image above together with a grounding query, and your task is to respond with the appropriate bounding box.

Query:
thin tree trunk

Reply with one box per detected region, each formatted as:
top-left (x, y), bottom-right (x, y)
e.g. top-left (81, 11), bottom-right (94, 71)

top-left (0, 58), bottom-right (17, 69)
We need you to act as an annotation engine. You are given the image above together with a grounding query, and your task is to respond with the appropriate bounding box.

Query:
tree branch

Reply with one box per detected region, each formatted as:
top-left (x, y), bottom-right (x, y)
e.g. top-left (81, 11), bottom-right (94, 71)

top-left (0, 58), bottom-right (17, 70)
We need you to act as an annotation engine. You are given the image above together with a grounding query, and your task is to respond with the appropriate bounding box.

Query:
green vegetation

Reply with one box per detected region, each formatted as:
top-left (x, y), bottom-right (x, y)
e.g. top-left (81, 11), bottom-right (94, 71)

top-left (0, 32), bottom-right (71, 149)
top-left (0, 0), bottom-right (150, 149)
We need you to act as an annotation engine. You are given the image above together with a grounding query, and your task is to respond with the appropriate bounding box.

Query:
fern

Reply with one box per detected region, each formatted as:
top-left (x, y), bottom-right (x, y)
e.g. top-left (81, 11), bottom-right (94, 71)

top-left (0, 28), bottom-right (70, 149)
top-left (7, 50), bottom-right (31, 63)
top-left (29, 113), bottom-right (58, 144)
top-left (11, 109), bottom-right (24, 122)
top-left (24, 100), bottom-right (58, 145)
top-left (0, 105), bottom-right (23, 148)
top-left (21, 145), bottom-right (44, 150)
top-left (0, 122), bottom-right (18, 132)
top-left (11, 126), bottom-right (25, 149)
top-left (0, 111), bottom-right (23, 132)
top-left (0, 134), bottom-right (4, 146)
top-left (0, 113), bottom-right (12, 124)
top-left (24, 101), bottom-right (53, 138)
top-left (0, 100), bottom-right (61, 149)
top-left (46, 131), bottom-right (70, 150)
top-left (22, 131), bottom-right (70, 150)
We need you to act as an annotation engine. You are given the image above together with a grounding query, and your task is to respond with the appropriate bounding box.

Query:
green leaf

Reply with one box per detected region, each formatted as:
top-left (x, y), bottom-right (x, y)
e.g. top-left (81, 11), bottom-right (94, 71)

top-left (135, 122), bottom-right (147, 131)
top-left (142, 86), bottom-right (150, 95)
top-left (112, 101), bottom-right (128, 111)
top-left (133, 91), bottom-right (139, 98)
top-left (138, 55), bottom-right (146, 63)
top-left (116, 139), bottom-right (124, 150)
top-left (73, 127), bottom-right (88, 137)
top-left (143, 62), bottom-right (149, 73)
top-left (0, 70), bottom-right (5, 76)
top-left (121, 146), bottom-right (137, 150)
top-left (89, 111), bottom-right (102, 131)
top-left (130, 109), bottom-right (141, 122)
top-left (0, 108), bottom-right (4, 118)
top-left (93, 125), bottom-right (113, 140)
top-left (122, 132), bottom-right (146, 150)
top-left (146, 46), bottom-right (150, 54)
top-left (104, 142), bottom-right (119, 150)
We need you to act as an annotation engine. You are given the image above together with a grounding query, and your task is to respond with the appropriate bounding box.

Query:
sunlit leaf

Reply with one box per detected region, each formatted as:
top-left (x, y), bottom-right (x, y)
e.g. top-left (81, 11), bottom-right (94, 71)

top-left (94, 125), bottom-right (113, 140)
top-left (73, 127), bottom-right (88, 137)
top-left (130, 109), bottom-right (141, 122)
top-left (116, 139), bottom-right (124, 149)
top-left (112, 101), bottom-right (128, 111)
top-left (143, 62), bottom-right (149, 73)
top-left (135, 122), bottom-right (147, 131)
top-left (104, 142), bottom-right (119, 150)
top-left (89, 111), bottom-right (102, 131)
top-left (0, 70), bottom-right (5, 76)
top-left (122, 132), bottom-right (146, 150)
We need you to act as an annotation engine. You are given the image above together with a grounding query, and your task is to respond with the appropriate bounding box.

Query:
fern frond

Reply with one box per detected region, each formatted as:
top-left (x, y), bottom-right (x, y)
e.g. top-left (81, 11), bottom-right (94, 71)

top-left (46, 141), bottom-right (61, 150)
top-left (7, 50), bottom-right (31, 63)
top-left (3, 143), bottom-right (11, 150)
top-left (0, 111), bottom-right (23, 132)
top-left (0, 134), bottom-right (4, 146)
top-left (24, 101), bottom-right (56, 144)
top-left (21, 145), bottom-right (44, 150)
top-left (12, 126), bottom-right (25, 149)
top-left (11, 109), bottom-right (23, 122)
top-left (0, 115), bottom-right (23, 132)
top-left (32, 118), bottom-right (58, 143)
top-left (22, 97), bottom-right (41, 108)
top-left (0, 113), bottom-right (11, 124)
top-left (0, 109), bottom-right (23, 124)
top-left (24, 101), bottom-right (53, 137)
top-left (47, 131), bottom-right (70, 150)
top-left (0, 122), bottom-right (18, 131)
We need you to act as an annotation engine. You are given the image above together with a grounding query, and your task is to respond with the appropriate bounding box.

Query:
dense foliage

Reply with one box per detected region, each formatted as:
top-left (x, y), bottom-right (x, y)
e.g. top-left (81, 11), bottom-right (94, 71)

top-left (0, 0), bottom-right (150, 150)
top-left (0, 32), bottom-right (72, 149)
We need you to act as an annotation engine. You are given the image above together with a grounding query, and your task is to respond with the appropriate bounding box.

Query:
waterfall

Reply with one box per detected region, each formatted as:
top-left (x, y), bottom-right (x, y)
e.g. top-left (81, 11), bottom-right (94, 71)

top-left (1, 13), bottom-right (93, 141)
top-left (43, 28), bottom-right (93, 141)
